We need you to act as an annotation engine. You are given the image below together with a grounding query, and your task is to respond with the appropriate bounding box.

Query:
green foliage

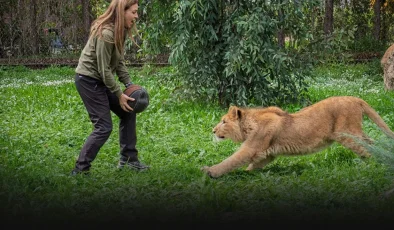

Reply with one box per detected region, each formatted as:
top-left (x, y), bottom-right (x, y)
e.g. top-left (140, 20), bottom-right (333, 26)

top-left (332, 0), bottom-right (393, 53)
top-left (311, 60), bottom-right (384, 82)
top-left (138, 0), bottom-right (176, 56)
top-left (308, 26), bottom-right (357, 63)
top-left (169, 0), bottom-right (323, 107)
top-left (91, 0), bottom-right (110, 17)
top-left (349, 36), bottom-right (389, 53)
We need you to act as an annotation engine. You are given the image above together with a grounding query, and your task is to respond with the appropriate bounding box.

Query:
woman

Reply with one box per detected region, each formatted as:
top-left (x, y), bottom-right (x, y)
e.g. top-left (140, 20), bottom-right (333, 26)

top-left (71, 0), bottom-right (149, 175)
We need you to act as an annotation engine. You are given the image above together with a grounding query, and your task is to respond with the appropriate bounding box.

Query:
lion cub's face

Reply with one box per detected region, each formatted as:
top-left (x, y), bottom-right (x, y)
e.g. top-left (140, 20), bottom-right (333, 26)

top-left (212, 106), bottom-right (243, 143)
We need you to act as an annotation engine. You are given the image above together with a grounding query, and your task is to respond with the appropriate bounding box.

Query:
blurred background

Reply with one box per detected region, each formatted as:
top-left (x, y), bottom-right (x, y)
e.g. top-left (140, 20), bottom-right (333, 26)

top-left (0, 0), bottom-right (393, 67)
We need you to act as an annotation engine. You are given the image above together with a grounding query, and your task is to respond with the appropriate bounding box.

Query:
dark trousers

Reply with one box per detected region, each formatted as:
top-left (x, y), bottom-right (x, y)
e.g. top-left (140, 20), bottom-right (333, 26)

top-left (74, 74), bottom-right (138, 171)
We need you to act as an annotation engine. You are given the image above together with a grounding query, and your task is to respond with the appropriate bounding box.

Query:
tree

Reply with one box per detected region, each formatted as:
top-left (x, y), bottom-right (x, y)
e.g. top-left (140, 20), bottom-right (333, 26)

top-left (277, 5), bottom-right (285, 48)
top-left (324, 0), bottom-right (333, 36)
top-left (373, 0), bottom-right (382, 40)
top-left (81, 0), bottom-right (94, 43)
top-left (170, 0), bottom-right (320, 107)
top-left (30, 0), bottom-right (39, 55)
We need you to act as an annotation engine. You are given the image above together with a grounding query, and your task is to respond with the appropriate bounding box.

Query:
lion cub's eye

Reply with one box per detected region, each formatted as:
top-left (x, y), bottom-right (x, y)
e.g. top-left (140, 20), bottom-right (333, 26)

top-left (222, 120), bottom-right (226, 124)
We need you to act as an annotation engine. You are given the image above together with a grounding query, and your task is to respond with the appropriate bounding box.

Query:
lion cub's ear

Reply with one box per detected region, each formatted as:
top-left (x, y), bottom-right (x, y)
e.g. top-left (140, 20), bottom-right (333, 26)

top-left (228, 106), bottom-right (242, 120)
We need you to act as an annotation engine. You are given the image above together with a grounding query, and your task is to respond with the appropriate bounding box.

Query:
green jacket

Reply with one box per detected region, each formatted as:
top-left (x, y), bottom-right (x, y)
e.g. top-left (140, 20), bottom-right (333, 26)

top-left (76, 25), bottom-right (131, 98)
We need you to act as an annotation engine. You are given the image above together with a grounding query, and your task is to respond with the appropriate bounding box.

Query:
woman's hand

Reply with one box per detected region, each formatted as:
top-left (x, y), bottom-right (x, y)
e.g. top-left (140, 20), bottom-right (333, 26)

top-left (119, 93), bottom-right (135, 112)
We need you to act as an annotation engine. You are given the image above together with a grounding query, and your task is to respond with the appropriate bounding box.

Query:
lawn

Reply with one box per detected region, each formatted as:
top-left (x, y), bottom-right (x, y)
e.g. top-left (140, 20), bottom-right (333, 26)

top-left (1, 62), bottom-right (394, 227)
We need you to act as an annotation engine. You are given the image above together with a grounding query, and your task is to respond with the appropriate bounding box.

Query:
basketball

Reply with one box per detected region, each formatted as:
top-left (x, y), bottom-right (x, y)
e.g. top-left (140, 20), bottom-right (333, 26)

top-left (123, 84), bottom-right (149, 113)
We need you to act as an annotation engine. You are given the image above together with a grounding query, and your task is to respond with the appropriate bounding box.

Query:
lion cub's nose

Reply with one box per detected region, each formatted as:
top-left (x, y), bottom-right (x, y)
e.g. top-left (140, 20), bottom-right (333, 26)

top-left (212, 129), bottom-right (216, 134)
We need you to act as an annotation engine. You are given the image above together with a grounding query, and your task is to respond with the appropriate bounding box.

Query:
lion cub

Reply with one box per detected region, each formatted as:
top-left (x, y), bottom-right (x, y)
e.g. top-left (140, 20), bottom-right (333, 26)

top-left (201, 96), bottom-right (394, 178)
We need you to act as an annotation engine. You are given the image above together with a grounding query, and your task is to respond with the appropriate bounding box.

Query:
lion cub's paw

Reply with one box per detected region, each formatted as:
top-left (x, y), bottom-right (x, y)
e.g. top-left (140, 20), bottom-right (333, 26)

top-left (200, 166), bottom-right (215, 178)
top-left (200, 166), bottom-right (210, 173)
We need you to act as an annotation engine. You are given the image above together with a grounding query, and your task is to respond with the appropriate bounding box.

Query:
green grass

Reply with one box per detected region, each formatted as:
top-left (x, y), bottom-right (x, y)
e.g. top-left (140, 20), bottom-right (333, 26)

top-left (1, 63), bottom-right (394, 226)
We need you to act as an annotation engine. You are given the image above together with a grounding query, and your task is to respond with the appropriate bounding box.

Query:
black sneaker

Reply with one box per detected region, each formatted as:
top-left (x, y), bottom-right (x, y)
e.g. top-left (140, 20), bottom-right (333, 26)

top-left (70, 169), bottom-right (90, 176)
top-left (117, 160), bottom-right (150, 171)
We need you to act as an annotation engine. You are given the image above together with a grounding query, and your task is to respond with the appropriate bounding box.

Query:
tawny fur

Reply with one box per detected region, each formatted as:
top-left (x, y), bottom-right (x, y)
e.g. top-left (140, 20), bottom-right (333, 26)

top-left (201, 96), bottom-right (394, 178)
top-left (381, 43), bottom-right (394, 91)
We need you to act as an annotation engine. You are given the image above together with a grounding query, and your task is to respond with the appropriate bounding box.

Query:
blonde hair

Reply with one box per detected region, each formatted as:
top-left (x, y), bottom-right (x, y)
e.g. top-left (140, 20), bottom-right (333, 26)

top-left (90, 0), bottom-right (139, 52)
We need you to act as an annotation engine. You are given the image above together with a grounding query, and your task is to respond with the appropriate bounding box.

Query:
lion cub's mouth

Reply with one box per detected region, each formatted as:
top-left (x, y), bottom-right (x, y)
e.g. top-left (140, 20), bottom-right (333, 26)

top-left (213, 135), bottom-right (225, 142)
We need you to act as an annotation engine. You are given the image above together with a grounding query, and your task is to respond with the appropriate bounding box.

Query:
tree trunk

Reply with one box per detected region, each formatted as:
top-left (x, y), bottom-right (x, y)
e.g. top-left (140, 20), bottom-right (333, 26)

top-left (278, 8), bottom-right (285, 48)
top-left (31, 0), bottom-right (39, 55)
top-left (373, 0), bottom-right (381, 40)
top-left (323, 0), bottom-right (333, 36)
top-left (81, 0), bottom-right (94, 43)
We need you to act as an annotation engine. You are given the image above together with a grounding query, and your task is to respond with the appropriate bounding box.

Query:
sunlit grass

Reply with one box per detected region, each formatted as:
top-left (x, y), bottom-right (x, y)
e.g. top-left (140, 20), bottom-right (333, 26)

top-left (1, 63), bottom-right (394, 225)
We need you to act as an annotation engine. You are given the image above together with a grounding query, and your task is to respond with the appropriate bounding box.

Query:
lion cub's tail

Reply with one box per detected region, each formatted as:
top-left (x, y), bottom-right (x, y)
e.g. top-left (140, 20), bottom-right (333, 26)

top-left (361, 100), bottom-right (394, 139)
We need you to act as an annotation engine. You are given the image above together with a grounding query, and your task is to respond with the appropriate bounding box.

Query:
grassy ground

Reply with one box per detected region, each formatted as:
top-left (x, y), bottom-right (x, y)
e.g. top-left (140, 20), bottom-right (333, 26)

top-left (1, 62), bottom-right (394, 227)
